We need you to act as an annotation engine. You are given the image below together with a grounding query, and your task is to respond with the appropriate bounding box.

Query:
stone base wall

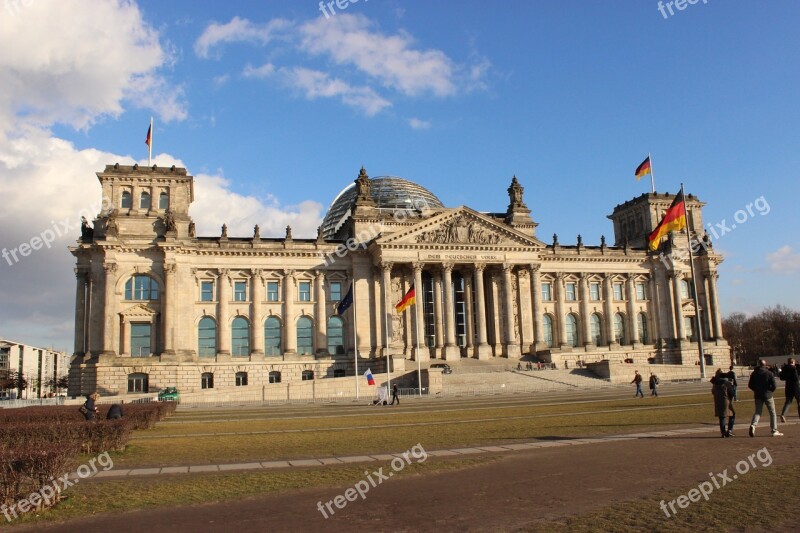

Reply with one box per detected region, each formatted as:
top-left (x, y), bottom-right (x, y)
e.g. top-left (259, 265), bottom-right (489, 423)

top-left (588, 360), bottom-right (744, 384)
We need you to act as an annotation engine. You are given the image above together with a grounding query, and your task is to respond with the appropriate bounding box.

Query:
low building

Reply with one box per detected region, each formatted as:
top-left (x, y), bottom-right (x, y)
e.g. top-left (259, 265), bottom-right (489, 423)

top-left (69, 163), bottom-right (729, 397)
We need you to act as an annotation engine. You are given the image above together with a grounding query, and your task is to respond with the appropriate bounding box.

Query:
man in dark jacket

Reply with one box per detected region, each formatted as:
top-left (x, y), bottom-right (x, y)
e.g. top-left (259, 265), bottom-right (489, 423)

top-left (779, 358), bottom-right (800, 423)
top-left (748, 360), bottom-right (782, 437)
top-left (724, 365), bottom-right (738, 401)
top-left (106, 403), bottom-right (124, 420)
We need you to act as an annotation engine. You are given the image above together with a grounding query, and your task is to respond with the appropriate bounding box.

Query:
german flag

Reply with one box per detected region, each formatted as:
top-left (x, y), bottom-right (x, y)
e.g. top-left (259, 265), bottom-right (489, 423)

top-left (635, 156), bottom-right (652, 180)
top-left (648, 191), bottom-right (687, 251)
top-left (395, 285), bottom-right (416, 313)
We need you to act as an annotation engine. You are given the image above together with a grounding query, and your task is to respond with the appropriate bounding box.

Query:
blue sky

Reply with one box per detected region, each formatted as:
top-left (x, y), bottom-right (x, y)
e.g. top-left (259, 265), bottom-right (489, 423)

top-left (1, 0), bottom-right (798, 351)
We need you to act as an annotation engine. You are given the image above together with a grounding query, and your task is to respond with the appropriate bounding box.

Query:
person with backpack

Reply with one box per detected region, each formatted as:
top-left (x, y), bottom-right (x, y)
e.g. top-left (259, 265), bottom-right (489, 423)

top-left (631, 371), bottom-right (644, 398)
top-left (748, 359), bottom-right (782, 437)
top-left (80, 392), bottom-right (99, 421)
top-left (649, 372), bottom-right (660, 397)
top-left (712, 368), bottom-right (736, 438)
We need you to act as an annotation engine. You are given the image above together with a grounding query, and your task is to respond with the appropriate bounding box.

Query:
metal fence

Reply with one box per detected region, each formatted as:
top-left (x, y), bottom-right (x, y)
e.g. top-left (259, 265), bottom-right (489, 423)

top-left (0, 397), bottom-right (67, 409)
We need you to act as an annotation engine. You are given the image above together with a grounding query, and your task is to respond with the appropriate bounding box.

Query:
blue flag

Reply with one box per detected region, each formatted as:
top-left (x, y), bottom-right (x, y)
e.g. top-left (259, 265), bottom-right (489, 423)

top-left (336, 283), bottom-right (353, 315)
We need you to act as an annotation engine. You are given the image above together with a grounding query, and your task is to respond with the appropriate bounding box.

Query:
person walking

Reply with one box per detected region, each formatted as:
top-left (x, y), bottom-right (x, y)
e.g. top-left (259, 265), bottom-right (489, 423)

top-left (649, 372), bottom-right (660, 397)
top-left (712, 368), bottom-right (736, 437)
top-left (725, 365), bottom-right (738, 401)
top-left (779, 357), bottom-right (800, 423)
top-left (390, 383), bottom-right (400, 405)
top-left (81, 392), bottom-right (99, 421)
top-left (748, 359), bottom-right (782, 437)
top-left (632, 371), bottom-right (644, 398)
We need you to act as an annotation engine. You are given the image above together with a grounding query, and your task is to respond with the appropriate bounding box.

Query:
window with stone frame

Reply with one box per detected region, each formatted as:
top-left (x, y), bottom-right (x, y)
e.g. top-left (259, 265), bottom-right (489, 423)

top-left (565, 282), bottom-right (577, 301)
top-left (266, 281), bottom-right (280, 302)
top-left (329, 281), bottom-right (342, 302)
top-left (201, 281), bottom-right (214, 302)
top-left (234, 281), bottom-right (247, 301)
top-left (541, 282), bottom-right (552, 301)
top-left (201, 372), bottom-right (214, 389)
top-left (127, 373), bottom-right (149, 393)
top-left (268, 371), bottom-right (281, 383)
top-left (235, 372), bottom-right (248, 387)
top-left (613, 282), bottom-right (624, 301)
top-left (636, 281), bottom-right (648, 301)
top-left (298, 281), bottom-right (311, 302)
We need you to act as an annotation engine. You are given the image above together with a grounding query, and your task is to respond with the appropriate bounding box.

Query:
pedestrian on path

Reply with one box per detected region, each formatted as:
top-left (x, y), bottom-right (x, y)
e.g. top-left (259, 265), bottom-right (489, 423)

top-left (632, 371), bottom-right (644, 398)
top-left (712, 368), bottom-right (736, 437)
top-left (748, 359), bottom-right (782, 437)
top-left (779, 357), bottom-right (800, 423)
top-left (725, 365), bottom-right (738, 401)
top-left (649, 372), bottom-right (660, 397)
top-left (390, 383), bottom-right (400, 405)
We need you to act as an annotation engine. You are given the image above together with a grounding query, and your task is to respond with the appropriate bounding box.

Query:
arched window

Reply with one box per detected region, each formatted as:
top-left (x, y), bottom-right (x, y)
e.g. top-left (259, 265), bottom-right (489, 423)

top-left (268, 371), bottom-right (281, 384)
top-left (127, 372), bottom-right (148, 393)
top-left (565, 314), bottom-right (579, 347)
top-left (638, 313), bottom-right (649, 344)
top-left (201, 372), bottom-right (214, 389)
top-left (614, 313), bottom-right (626, 344)
top-left (264, 317), bottom-right (282, 356)
top-left (542, 315), bottom-right (554, 348)
top-left (232, 317), bottom-right (250, 357)
top-left (121, 190), bottom-right (132, 209)
top-left (125, 275), bottom-right (159, 300)
top-left (297, 316), bottom-right (313, 355)
top-left (327, 316), bottom-right (344, 354)
top-left (140, 191), bottom-right (151, 209)
top-left (158, 191), bottom-right (169, 210)
top-left (198, 316), bottom-right (216, 357)
top-left (333, 368), bottom-right (346, 378)
top-left (590, 313), bottom-right (603, 345)
top-left (235, 371), bottom-right (248, 387)
top-left (301, 370), bottom-right (314, 381)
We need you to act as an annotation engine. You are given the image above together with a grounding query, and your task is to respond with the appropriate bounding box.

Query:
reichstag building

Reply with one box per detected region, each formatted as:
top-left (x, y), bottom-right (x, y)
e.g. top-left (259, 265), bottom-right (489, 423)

top-left (69, 164), bottom-right (729, 396)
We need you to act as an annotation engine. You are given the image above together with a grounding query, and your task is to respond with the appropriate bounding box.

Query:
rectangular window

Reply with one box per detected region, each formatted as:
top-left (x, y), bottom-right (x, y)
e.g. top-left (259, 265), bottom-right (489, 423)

top-left (298, 281), bottom-right (311, 302)
top-left (130, 323), bottom-right (151, 357)
top-left (329, 282), bottom-right (342, 302)
top-left (234, 281), bottom-right (247, 301)
top-left (590, 283), bottom-right (601, 301)
top-left (636, 282), bottom-right (647, 301)
top-left (613, 283), bottom-right (624, 301)
top-left (541, 282), bottom-right (552, 301)
top-left (267, 281), bottom-right (280, 302)
top-left (565, 282), bottom-right (577, 301)
top-left (201, 281), bottom-right (214, 302)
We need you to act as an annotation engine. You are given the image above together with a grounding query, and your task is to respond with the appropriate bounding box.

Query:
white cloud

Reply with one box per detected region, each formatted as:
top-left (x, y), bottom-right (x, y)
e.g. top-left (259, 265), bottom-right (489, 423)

top-left (194, 16), bottom-right (290, 58)
top-left (767, 245), bottom-right (800, 274)
top-left (407, 117), bottom-right (431, 130)
top-left (299, 14), bottom-right (457, 97)
top-left (281, 67), bottom-right (392, 116)
top-left (243, 63), bottom-right (276, 79)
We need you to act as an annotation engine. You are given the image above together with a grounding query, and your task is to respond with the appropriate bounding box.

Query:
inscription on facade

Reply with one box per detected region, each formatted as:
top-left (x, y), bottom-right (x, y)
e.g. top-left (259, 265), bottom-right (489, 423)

top-left (419, 252), bottom-right (503, 262)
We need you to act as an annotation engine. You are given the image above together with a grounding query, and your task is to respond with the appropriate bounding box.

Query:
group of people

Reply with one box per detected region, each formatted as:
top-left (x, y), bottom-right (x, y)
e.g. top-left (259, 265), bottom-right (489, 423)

top-left (712, 358), bottom-right (800, 438)
top-left (630, 370), bottom-right (660, 398)
top-left (81, 392), bottom-right (124, 421)
top-left (517, 361), bottom-right (557, 371)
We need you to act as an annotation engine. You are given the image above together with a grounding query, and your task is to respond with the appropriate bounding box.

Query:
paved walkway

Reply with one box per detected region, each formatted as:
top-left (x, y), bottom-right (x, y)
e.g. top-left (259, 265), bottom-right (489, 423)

top-left (89, 419), bottom-right (790, 480)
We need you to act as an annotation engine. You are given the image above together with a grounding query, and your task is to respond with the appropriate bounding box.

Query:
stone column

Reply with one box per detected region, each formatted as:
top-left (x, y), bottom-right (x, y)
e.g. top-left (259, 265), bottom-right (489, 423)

top-left (382, 262), bottom-right (393, 354)
top-left (658, 266), bottom-right (676, 342)
top-left (162, 263), bottom-right (176, 355)
top-left (555, 273), bottom-right (568, 348)
top-left (530, 265), bottom-right (544, 351)
top-left (708, 272), bottom-right (724, 340)
top-left (473, 264), bottom-right (491, 359)
top-left (284, 270), bottom-right (296, 354)
top-left (463, 271), bottom-right (474, 352)
top-left (502, 264), bottom-right (520, 358)
top-left (412, 263), bottom-right (429, 362)
top-left (251, 269), bottom-right (265, 356)
top-left (122, 317), bottom-right (131, 356)
top-left (579, 273), bottom-right (592, 347)
top-left (627, 275), bottom-right (640, 346)
top-left (603, 274), bottom-right (616, 346)
top-left (101, 263), bottom-right (117, 355)
top-left (314, 271), bottom-right (327, 355)
top-left (672, 272), bottom-right (686, 341)
top-left (442, 263), bottom-right (460, 360)
top-left (647, 275), bottom-right (661, 344)
top-left (74, 269), bottom-right (87, 356)
top-left (433, 269), bottom-right (444, 355)
top-left (217, 269), bottom-right (231, 356)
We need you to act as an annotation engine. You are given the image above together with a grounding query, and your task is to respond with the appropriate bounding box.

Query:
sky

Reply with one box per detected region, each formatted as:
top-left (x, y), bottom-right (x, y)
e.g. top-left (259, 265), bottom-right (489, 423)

top-left (1, 0), bottom-right (798, 352)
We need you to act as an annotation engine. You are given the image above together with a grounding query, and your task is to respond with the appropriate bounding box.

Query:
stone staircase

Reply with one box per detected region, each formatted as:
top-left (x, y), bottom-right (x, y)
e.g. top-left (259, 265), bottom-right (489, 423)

top-left (439, 367), bottom-right (611, 396)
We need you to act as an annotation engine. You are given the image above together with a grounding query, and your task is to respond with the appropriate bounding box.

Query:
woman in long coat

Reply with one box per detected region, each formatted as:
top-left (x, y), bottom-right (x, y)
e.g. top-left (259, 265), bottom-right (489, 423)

top-left (712, 369), bottom-right (736, 437)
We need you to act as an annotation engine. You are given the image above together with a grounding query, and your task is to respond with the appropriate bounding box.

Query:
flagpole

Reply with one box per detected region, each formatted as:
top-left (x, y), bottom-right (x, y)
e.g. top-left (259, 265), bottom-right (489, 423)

top-left (415, 297), bottom-right (422, 397)
top-left (648, 152), bottom-right (655, 193)
top-left (148, 116), bottom-right (153, 166)
top-left (681, 183), bottom-right (706, 379)
top-left (384, 301), bottom-right (391, 395)
top-left (352, 279), bottom-right (359, 399)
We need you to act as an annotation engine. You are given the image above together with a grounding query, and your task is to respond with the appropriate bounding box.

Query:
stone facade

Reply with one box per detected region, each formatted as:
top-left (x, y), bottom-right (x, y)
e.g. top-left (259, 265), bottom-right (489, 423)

top-left (69, 164), bottom-right (729, 397)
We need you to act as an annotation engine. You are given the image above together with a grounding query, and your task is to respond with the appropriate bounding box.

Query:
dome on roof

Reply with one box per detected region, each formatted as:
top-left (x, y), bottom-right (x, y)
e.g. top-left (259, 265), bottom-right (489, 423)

top-left (321, 176), bottom-right (445, 239)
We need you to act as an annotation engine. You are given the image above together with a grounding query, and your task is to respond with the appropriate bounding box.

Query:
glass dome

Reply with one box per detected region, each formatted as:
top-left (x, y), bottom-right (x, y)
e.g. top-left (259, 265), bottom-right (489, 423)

top-left (321, 176), bottom-right (445, 239)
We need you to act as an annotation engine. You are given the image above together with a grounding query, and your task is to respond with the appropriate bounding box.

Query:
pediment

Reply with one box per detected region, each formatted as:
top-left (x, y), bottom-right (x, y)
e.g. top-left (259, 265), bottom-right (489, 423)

top-left (681, 300), bottom-right (697, 313)
top-left (377, 207), bottom-right (545, 248)
top-left (120, 303), bottom-right (158, 319)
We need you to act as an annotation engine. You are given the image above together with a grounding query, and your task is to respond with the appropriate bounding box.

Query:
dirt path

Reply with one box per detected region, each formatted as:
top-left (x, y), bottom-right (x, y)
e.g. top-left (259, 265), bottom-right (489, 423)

top-left (14, 421), bottom-right (800, 533)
